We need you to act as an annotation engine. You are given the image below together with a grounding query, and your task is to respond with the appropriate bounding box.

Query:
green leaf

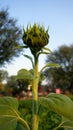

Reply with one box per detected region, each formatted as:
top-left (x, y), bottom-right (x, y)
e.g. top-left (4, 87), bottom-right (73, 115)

top-left (37, 48), bottom-right (51, 57)
top-left (16, 123), bottom-right (26, 130)
top-left (39, 93), bottom-right (73, 121)
top-left (0, 97), bottom-right (30, 130)
top-left (0, 96), bottom-right (18, 109)
top-left (62, 120), bottom-right (73, 129)
top-left (65, 128), bottom-right (73, 130)
top-left (38, 51), bottom-right (50, 55)
top-left (0, 96), bottom-right (19, 116)
top-left (0, 97), bottom-right (18, 130)
top-left (16, 69), bottom-right (34, 80)
top-left (40, 63), bottom-right (60, 72)
top-left (43, 47), bottom-right (52, 52)
top-left (37, 47), bottom-right (51, 58)
top-left (24, 55), bottom-right (34, 67)
top-left (0, 117), bottom-right (17, 130)
top-left (54, 117), bottom-right (73, 130)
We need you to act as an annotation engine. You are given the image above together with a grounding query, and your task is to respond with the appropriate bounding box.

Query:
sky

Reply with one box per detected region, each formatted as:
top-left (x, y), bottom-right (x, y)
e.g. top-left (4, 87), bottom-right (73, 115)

top-left (0, 0), bottom-right (73, 76)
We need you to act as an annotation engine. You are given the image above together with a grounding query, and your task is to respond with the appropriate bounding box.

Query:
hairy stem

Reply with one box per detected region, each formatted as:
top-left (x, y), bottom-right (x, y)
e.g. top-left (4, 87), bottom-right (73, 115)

top-left (32, 56), bottom-right (39, 130)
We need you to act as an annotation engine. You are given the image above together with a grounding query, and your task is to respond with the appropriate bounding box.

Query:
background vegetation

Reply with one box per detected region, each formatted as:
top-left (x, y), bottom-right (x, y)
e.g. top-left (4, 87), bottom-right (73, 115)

top-left (0, 8), bottom-right (23, 66)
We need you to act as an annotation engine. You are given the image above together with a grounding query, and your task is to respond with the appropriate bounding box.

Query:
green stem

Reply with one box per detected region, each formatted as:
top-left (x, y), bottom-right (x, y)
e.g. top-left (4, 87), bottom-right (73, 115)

top-left (32, 56), bottom-right (39, 130)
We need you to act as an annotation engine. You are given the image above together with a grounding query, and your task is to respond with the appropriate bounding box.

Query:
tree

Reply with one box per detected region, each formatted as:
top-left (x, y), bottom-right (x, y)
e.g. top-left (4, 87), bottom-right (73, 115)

top-left (0, 9), bottom-right (22, 66)
top-left (0, 69), bottom-right (8, 93)
top-left (6, 75), bottom-right (30, 96)
top-left (45, 44), bottom-right (73, 93)
top-left (0, 69), bottom-right (8, 82)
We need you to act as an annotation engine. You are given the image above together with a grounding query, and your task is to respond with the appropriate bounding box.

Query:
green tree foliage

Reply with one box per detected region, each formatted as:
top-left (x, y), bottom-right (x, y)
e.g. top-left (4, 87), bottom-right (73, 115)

top-left (6, 75), bottom-right (29, 96)
top-left (5, 75), bottom-right (17, 95)
top-left (45, 44), bottom-right (73, 92)
top-left (0, 9), bottom-right (22, 66)
top-left (0, 69), bottom-right (8, 82)
top-left (0, 70), bottom-right (8, 94)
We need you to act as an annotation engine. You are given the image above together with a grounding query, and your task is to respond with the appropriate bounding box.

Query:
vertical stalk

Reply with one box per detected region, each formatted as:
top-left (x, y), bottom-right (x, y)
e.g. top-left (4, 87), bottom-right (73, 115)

top-left (32, 55), bottom-right (39, 130)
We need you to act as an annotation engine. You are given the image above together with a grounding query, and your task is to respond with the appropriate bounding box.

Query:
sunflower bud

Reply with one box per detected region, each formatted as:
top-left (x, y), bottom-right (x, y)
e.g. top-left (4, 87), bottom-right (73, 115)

top-left (22, 24), bottom-right (50, 55)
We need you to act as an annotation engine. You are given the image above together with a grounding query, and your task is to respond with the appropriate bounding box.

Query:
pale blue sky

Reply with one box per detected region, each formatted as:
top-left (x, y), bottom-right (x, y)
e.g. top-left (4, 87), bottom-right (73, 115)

top-left (0, 0), bottom-right (73, 75)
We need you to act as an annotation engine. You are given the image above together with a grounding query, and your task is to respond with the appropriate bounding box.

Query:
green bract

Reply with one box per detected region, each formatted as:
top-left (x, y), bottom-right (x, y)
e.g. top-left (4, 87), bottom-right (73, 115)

top-left (22, 24), bottom-right (49, 54)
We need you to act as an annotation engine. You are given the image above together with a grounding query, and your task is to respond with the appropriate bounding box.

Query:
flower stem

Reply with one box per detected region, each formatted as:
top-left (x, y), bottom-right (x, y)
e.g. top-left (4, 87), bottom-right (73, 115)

top-left (32, 56), bottom-right (39, 130)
